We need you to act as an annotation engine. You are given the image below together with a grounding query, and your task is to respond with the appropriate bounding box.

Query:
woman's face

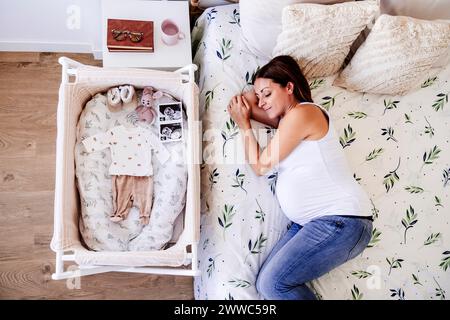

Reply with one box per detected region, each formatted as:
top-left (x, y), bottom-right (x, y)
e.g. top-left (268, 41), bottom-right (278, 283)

top-left (253, 78), bottom-right (294, 119)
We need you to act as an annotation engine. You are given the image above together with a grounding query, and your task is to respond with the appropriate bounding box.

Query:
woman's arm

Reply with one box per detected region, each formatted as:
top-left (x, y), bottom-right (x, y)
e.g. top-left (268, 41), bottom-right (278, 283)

top-left (242, 108), bottom-right (313, 175)
top-left (229, 96), bottom-right (314, 176)
top-left (243, 90), bottom-right (280, 129)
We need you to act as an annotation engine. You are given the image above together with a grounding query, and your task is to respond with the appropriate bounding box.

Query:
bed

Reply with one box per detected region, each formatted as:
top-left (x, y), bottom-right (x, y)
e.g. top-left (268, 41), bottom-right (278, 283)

top-left (192, 3), bottom-right (450, 300)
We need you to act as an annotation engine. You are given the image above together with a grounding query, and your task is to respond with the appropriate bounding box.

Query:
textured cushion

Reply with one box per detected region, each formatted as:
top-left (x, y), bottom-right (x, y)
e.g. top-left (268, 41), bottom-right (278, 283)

top-left (380, 0), bottom-right (450, 68)
top-left (334, 14), bottom-right (450, 95)
top-left (273, 1), bottom-right (379, 79)
top-left (240, 0), bottom-right (353, 61)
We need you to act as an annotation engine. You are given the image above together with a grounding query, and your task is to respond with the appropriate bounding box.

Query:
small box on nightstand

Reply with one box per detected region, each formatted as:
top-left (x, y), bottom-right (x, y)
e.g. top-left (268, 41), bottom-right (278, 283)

top-left (101, 0), bottom-right (192, 70)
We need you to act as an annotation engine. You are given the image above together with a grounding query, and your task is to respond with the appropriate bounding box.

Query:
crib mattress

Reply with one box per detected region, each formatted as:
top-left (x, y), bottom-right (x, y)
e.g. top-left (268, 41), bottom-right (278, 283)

top-left (75, 91), bottom-right (188, 252)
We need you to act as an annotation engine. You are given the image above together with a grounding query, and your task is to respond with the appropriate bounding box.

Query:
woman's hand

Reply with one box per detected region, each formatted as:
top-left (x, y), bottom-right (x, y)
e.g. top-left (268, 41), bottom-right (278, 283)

top-left (227, 95), bottom-right (251, 130)
top-left (243, 89), bottom-right (258, 109)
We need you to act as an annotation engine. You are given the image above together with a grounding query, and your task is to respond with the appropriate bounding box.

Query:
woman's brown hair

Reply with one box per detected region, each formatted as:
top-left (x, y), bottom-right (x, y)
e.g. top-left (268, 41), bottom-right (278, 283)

top-left (252, 55), bottom-right (313, 103)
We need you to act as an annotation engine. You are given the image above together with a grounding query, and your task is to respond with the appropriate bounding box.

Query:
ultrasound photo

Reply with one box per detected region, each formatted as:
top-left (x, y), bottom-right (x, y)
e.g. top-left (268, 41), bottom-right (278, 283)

top-left (160, 122), bottom-right (183, 142)
top-left (158, 102), bottom-right (182, 122)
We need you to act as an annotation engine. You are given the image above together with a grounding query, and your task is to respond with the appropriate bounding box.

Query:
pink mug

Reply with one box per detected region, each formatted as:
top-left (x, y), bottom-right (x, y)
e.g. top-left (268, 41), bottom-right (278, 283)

top-left (161, 19), bottom-right (185, 46)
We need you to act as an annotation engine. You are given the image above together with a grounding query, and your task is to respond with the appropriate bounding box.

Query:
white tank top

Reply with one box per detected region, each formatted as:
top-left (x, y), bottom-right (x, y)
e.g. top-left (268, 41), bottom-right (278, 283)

top-left (275, 102), bottom-right (372, 225)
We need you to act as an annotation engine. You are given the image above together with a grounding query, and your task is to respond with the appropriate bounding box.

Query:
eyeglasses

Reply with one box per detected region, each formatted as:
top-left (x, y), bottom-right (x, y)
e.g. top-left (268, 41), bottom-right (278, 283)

top-left (111, 29), bottom-right (144, 42)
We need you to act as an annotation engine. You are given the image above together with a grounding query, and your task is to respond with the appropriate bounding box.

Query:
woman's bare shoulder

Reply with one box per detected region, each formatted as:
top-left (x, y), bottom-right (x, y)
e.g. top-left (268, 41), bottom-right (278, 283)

top-left (284, 103), bottom-right (317, 121)
top-left (279, 104), bottom-right (325, 136)
top-left (279, 105), bottom-right (312, 130)
top-left (291, 103), bottom-right (326, 121)
top-left (287, 103), bottom-right (329, 140)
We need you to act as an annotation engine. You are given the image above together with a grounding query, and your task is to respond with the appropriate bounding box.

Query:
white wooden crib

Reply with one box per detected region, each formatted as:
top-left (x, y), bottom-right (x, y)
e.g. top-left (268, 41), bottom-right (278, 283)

top-left (51, 57), bottom-right (201, 280)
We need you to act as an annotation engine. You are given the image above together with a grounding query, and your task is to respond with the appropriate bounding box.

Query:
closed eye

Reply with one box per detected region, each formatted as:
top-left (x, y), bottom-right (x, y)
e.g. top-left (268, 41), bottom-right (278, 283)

top-left (256, 92), bottom-right (271, 99)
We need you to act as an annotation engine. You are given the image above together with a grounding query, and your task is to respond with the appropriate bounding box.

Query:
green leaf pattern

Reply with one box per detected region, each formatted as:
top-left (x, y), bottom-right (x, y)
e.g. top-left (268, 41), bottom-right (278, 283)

top-left (309, 79), bottom-right (325, 90)
top-left (404, 186), bottom-right (424, 194)
top-left (365, 148), bottom-right (384, 161)
top-left (387, 257), bottom-right (404, 275)
top-left (231, 168), bottom-right (248, 195)
top-left (348, 111), bottom-right (368, 119)
top-left (439, 251), bottom-right (450, 271)
top-left (422, 145), bottom-right (441, 167)
top-left (255, 199), bottom-right (266, 222)
top-left (229, 8), bottom-right (240, 26)
top-left (221, 118), bottom-right (239, 157)
top-left (339, 124), bottom-right (356, 148)
top-left (401, 205), bottom-right (418, 244)
top-left (244, 233), bottom-right (268, 264)
top-left (216, 38), bottom-right (232, 62)
top-left (367, 228), bottom-right (382, 248)
top-left (432, 93), bottom-right (448, 111)
top-left (351, 285), bottom-right (363, 300)
top-left (228, 278), bottom-right (251, 288)
top-left (383, 99), bottom-right (400, 115)
top-left (424, 233), bottom-right (441, 246)
top-left (383, 158), bottom-right (401, 193)
top-left (351, 270), bottom-right (372, 279)
top-left (320, 93), bottom-right (340, 111)
top-left (218, 204), bottom-right (236, 240)
top-left (421, 76), bottom-right (437, 88)
top-left (209, 168), bottom-right (219, 191)
top-left (412, 273), bottom-right (423, 286)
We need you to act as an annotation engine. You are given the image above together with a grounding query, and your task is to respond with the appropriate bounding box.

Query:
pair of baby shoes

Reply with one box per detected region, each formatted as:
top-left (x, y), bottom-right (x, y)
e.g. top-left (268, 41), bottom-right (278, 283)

top-left (107, 85), bottom-right (137, 113)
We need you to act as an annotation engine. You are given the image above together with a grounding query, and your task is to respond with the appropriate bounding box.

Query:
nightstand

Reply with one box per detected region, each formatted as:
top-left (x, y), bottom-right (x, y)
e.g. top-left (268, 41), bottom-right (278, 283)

top-left (101, 0), bottom-right (192, 70)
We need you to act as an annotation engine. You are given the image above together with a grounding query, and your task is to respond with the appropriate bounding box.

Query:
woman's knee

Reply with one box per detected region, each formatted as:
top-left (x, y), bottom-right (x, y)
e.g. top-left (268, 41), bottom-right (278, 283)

top-left (256, 267), bottom-right (277, 299)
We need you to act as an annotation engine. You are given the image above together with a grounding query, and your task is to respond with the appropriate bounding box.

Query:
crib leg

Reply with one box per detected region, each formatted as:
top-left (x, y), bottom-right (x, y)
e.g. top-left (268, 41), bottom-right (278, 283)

top-left (54, 250), bottom-right (64, 276)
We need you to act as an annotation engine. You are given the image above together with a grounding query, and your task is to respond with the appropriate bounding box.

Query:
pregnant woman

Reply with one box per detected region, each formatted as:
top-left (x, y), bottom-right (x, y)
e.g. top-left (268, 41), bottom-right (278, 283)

top-left (227, 55), bottom-right (373, 300)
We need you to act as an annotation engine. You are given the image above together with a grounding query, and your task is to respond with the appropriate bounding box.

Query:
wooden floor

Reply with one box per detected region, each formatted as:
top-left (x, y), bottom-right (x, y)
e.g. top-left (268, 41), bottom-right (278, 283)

top-left (0, 52), bottom-right (194, 299)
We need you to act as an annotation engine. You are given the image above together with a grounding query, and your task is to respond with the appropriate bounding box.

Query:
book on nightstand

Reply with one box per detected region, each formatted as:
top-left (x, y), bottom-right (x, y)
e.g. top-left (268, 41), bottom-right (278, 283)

top-left (107, 18), bottom-right (154, 52)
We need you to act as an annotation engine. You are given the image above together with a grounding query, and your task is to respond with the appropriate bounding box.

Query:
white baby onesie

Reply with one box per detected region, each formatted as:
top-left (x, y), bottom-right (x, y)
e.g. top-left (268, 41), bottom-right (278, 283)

top-left (82, 125), bottom-right (170, 176)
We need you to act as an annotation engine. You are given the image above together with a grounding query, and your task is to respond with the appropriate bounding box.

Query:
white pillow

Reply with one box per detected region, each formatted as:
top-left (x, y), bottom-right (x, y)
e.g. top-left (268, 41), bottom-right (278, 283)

top-left (273, 1), bottom-right (379, 79)
top-left (333, 14), bottom-right (450, 95)
top-left (240, 0), bottom-right (353, 61)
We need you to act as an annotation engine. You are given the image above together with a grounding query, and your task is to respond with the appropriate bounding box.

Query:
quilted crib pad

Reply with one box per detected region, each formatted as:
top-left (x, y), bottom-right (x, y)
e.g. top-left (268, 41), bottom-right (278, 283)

top-left (75, 89), bottom-right (188, 252)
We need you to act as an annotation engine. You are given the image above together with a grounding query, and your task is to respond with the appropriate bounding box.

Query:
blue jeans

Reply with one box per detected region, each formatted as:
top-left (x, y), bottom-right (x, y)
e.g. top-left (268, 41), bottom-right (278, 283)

top-left (256, 215), bottom-right (373, 300)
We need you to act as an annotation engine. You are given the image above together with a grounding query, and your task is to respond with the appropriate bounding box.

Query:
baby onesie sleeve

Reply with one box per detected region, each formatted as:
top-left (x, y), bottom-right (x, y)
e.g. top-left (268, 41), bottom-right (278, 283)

top-left (82, 131), bottom-right (110, 153)
top-left (146, 131), bottom-right (170, 164)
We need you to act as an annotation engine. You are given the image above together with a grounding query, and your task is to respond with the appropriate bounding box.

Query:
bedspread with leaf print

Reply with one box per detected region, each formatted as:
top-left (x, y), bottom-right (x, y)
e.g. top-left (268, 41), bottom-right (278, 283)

top-left (192, 4), bottom-right (450, 300)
